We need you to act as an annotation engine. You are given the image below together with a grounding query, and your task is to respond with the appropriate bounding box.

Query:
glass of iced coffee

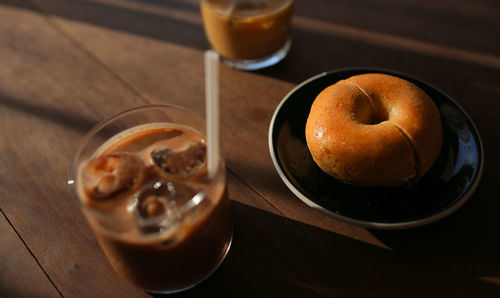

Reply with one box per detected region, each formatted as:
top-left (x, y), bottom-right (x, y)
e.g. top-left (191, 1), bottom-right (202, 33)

top-left (200, 0), bottom-right (294, 71)
top-left (69, 105), bottom-right (232, 294)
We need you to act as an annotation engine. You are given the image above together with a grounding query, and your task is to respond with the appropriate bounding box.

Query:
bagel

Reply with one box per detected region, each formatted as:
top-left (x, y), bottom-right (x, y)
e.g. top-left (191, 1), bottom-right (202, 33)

top-left (305, 73), bottom-right (442, 187)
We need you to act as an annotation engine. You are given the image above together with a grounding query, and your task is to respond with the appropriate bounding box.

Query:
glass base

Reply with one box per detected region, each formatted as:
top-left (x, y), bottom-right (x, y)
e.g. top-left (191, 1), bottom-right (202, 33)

top-left (146, 231), bottom-right (233, 295)
top-left (219, 39), bottom-right (291, 71)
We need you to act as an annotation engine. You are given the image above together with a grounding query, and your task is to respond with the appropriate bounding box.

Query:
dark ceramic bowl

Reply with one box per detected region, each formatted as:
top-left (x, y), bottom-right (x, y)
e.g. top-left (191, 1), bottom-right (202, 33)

top-left (268, 68), bottom-right (483, 229)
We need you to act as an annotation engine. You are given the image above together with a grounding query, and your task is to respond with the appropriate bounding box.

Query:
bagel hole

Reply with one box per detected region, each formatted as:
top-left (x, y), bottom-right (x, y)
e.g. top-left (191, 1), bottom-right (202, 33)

top-left (370, 111), bottom-right (388, 124)
top-left (369, 105), bottom-right (389, 125)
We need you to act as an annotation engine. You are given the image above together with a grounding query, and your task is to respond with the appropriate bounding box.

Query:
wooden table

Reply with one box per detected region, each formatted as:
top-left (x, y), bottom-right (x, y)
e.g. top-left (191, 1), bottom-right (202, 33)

top-left (1, 0), bottom-right (499, 297)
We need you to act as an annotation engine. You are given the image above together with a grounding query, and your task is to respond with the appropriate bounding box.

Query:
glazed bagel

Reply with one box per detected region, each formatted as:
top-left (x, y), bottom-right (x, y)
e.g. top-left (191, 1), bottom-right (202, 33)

top-left (305, 73), bottom-right (442, 187)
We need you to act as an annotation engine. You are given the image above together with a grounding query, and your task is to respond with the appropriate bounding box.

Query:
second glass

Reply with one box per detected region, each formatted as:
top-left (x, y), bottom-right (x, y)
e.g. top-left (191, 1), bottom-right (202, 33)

top-left (200, 0), bottom-right (294, 71)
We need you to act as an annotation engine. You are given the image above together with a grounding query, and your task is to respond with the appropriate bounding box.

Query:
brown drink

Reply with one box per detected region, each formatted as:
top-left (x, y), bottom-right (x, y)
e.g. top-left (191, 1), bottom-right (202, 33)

top-left (200, 0), bottom-right (294, 70)
top-left (71, 106), bottom-right (232, 293)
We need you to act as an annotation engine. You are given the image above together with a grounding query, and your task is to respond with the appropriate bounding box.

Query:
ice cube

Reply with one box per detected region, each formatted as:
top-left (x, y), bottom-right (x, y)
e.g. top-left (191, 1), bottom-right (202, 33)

top-left (130, 180), bottom-right (176, 234)
top-left (142, 196), bottom-right (167, 217)
top-left (130, 179), bottom-right (199, 234)
top-left (132, 180), bottom-right (174, 217)
top-left (151, 141), bottom-right (206, 178)
top-left (81, 153), bottom-right (145, 201)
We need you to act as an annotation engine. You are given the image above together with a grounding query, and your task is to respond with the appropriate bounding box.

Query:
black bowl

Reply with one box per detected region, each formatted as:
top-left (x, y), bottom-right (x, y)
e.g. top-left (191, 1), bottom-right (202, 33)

top-left (268, 68), bottom-right (484, 229)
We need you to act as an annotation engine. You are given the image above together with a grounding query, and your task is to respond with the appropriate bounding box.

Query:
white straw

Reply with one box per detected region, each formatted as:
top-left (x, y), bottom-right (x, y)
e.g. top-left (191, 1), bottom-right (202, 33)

top-left (205, 50), bottom-right (220, 178)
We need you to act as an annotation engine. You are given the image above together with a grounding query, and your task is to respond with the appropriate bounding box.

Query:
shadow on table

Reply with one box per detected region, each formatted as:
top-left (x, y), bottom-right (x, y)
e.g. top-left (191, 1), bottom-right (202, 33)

top-left (5, 0), bottom-right (497, 165)
top-left (8, 0), bottom-right (499, 62)
top-left (3, 0), bottom-right (497, 167)
top-left (149, 195), bottom-right (500, 298)
top-left (2, 1), bottom-right (499, 296)
top-left (217, 154), bottom-right (500, 297)
top-left (5, 0), bottom-right (500, 102)
top-left (1, 0), bottom-right (207, 51)
top-left (162, 200), bottom-right (365, 297)
top-left (367, 162), bottom-right (500, 297)
top-left (0, 92), bottom-right (96, 134)
top-left (7, 0), bottom-right (500, 113)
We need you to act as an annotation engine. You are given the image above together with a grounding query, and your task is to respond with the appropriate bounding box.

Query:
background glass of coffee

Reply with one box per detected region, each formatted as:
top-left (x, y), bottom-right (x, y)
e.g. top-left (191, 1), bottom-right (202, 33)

top-left (69, 105), bottom-right (232, 294)
top-left (200, 0), bottom-right (294, 71)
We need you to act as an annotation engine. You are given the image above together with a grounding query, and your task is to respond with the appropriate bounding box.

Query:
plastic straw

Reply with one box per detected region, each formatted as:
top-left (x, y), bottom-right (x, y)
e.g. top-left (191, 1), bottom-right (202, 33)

top-left (205, 50), bottom-right (220, 178)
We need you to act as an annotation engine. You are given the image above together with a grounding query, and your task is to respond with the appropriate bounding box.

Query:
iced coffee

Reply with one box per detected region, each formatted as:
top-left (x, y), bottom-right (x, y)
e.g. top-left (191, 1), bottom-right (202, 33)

top-left (70, 106), bottom-right (232, 293)
top-left (200, 0), bottom-right (294, 70)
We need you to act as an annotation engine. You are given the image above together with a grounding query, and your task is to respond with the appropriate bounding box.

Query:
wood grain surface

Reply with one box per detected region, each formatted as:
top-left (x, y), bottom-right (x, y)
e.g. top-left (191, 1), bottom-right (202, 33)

top-left (1, 0), bottom-right (499, 297)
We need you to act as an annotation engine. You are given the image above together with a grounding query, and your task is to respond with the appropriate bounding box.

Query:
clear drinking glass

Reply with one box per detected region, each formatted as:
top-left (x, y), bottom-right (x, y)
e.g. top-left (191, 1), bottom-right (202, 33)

top-left (200, 0), bottom-right (294, 71)
top-left (68, 105), bottom-right (232, 294)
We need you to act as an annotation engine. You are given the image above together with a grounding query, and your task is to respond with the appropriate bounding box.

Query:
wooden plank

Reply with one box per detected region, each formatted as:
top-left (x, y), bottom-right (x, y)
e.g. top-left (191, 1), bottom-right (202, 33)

top-left (0, 2), bottom-right (149, 297)
top-left (23, 0), bottom-right (500, 296)
top-left (1, 0), bottom-right (499, 296)
top-left (0, 211), bottom-right (60, 298)
top-left (0, 1), bottom-right (381, 297)
top-left (30, 0), bottom-right (499, 227)
top-left (294, 0), bottom-right (500, 57)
